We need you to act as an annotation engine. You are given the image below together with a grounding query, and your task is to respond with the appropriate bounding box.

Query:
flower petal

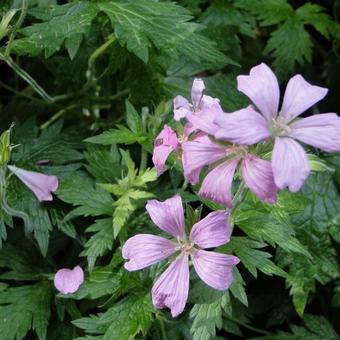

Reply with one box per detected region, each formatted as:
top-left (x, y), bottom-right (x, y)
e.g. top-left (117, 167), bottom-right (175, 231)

top-left (122, 234), bottom-right (176, 271)
top-left (146, 195), bottom-right (185, 238)
top-left (8, 165), bottom-right (58, 202)
top-left (272, 137), bottom-right (310, 192)
top-left (214, 106), bottom-right (271, 145)
top-left (192, 250), bottom-right (239, 290)
top-left (199, 159), bottom-right (239, 208)
top-left (54, 266), bottom-right (84, 294)
top-left (241, 155), bottom-right (278, 204)
top-left (290, 113), bottom-right (340, 152)
top-left (190, 211), bottom-right (231, 249)
top-left (174, 95), bottom-right (191, 121)
top-left (182, 135), bottom-right (226, 184)
top-left (237, 63), bottom-right (280, 121)
top-left (152, 254), bottom-right (189, 317)
top-left (280, 75), bottom-right (328, 123)
top-left (191, 78), bottom-right (205, 109)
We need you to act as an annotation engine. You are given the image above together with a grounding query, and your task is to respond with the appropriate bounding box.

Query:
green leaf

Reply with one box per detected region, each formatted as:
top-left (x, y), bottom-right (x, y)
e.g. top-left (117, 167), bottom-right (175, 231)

top-left (0, 282), bottom-right (52, 340)
top-left (229, 267), bottom-right (248, 307)
top-left (125, 100), bottom-right (143, 134)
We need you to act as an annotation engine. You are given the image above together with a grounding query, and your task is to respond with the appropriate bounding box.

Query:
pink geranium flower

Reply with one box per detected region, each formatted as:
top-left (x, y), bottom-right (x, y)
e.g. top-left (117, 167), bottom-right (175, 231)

top-left (54, 266), bottom-right (84, 294)
top-left (122, 195), bottom-right (239, 317)
top-left (182, 135), bottom-right (277, 208)
top-left (8, 165), bottom-right (58, 201)
top-left (214, 63), bottom-right (340, 192)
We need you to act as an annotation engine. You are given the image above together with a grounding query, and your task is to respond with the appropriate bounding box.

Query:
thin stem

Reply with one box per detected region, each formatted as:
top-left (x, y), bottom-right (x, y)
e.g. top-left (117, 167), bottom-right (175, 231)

top-left (139, 109), bottom-right (148, 173)
top-left (158, 317), bottom-right (167, 340)
top-left (0, 80), bottom-right (45, 103)
top-left (40, 103), bottom-right (78, 129)
top-left (224, 315), bottom-right (271, 336)
top-left (231, 180), bottom-right (248, 213)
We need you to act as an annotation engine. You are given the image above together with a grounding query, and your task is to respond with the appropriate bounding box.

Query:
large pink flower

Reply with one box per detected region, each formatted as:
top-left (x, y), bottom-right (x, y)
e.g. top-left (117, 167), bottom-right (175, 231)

top-left (182, 135), bottom-right (278, 208)
top-left (214, 63), bottom-right (340, 192)
top-left (8, 165), bottom-right (58, 201)
top-left (122, 195), bottom-right (239, 317)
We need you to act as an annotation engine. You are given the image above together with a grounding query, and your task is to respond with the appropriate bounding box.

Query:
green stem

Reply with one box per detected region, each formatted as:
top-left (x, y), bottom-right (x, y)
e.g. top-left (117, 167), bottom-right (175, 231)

top-left (231, 180), bottom-right (248, 213)
top-left (40, 103), bottom-right (78, 129)
top-left (139, 109), bottom-right (148, 173)
top-left (158, 317), bottom-right (167, 340)
top-left (224, 315), bottom-right (271, 336)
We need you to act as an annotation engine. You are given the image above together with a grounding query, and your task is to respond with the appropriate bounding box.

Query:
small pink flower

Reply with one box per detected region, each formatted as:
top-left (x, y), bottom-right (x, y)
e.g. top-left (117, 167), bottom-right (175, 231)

top-left (152, 125), bottom-right (180, 176)
top-left (214, 63), bottom-right (340, 192)
top-left (8, 165), bottom-right (58, 201)
top-left (122, 195), bottom-right (239, 317)
top-left (182, 135), bottom-right (278, 207)
top-left (54, 266), bottom-right (84, 294)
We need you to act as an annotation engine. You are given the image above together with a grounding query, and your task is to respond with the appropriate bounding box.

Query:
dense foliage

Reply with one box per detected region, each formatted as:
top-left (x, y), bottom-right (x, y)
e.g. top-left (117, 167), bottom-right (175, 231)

top-left (0, 0), bottom-right (339, 339)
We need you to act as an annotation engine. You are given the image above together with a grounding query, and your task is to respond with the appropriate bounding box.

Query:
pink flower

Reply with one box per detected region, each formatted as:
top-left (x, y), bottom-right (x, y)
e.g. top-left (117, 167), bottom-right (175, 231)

top-left (122, 195), bottom-right (239, 317)
top-left (182, 135), bottom-right (278, 207)
top-left (54, 266), bottom-right (84, 294)
top-left (214, 63), bottom-right (340, 192)
top-left (152, 125), bottom-right (180, 176)
top-left (8, 165), bottom-right (59, 201)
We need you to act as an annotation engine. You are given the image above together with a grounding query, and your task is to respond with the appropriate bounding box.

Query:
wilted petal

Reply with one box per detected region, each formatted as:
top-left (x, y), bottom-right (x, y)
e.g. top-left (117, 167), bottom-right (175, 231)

top-left (199, 159), bottom-right (239, 208)
top-left (190, 211), bottom-right (231, 249)
top-left (152, 125), bottom-right (179, 176)
top-left (272, 137), bottom-right (310, 192)
top-left (191, 78), bottom-right (205, 109)
top-left (214, 106), bottom-right (271, 145)
top-left (54, 266), bottom-right (84, 294)
top-left (280, 75), bottom-right (328, 123)
top-left (290, 113), bottom-right (340, 152)
top-left (174, 95), bottom-right (191, 121)
top-left (122, 234), bottom-right (176, 271)
top-left (8, 165), bottom-right (58, 202)
top-left (186, 101), bottom-right (223, 135)
top-left (146, 195), bottom-right (185, 238)
top-left (182, 135), bottom-right (226, 184)
top-left (192, 250), bottom-right (239, 290)
top-left (237, 63), bottom-right (280, 121)
top-left (241, 155), bottom-right (278, 204)
top-left (152, 254), bottom-right (189, 317)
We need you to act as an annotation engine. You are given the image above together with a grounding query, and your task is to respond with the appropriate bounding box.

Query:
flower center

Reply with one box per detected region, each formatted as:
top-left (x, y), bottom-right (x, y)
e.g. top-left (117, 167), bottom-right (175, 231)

top-left (270, 117), bottom-right (292, 137)
top-left (175, 241), bottom-right (196, 254)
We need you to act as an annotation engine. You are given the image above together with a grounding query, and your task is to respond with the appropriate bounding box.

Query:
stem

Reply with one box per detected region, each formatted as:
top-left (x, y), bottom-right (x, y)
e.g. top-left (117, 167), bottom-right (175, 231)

top-left (158, 317), bottom-right (167, 340)
top-left (224, 315), bottom-right (271, 336)
top-left (231, 181), bottom-right (248, 213)
top-left (40, 103), bottom-right (78, 129)
top-left (139, 109), bottom-right (148, 173)
top-left (0, 80), bottom-right (45, 103)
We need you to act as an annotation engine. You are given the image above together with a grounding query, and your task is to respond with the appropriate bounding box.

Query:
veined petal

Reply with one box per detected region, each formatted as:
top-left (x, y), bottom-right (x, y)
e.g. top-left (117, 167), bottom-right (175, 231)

top-left (182, 135), bottom-right (226, 184)
top-left (272, 137), bottom-right (310, 192)
top-left (192, 250), bottom-right (239, 291)
top-left (237, 63), bottom-right (280, 121)
top-left (174, 95), bottom-right (191, 121)
top-left (201, 95), bottom-right (220, 110)
top-left (146, 195), bottom-right (185, 238)
top-left (191, 78), bottom-right (205, 109)
top-left (152, 254), bottom-right (189, 317)
top-left (122, 234), bottom-right (176, 271)
top-left (290, 113), bottom-right (340, 152)
top-left (190, 211), bottom-right (231, 249)
top-left (154, 125), bottom-right (179, 149)
top-left (214, 106), bottom-right (271, 145)
top-left (199, 158), bottom-right (239, 208)
top-left (54, 266), bottom-right (84, 294)
top-left (241, 155), bottom-right (278, 204)
top-left (8, 165), bottom-right (58, 202)
top-left (186, 101), bottom-right (223, 135)
top-left (280, 75), bottom-right (328, 123)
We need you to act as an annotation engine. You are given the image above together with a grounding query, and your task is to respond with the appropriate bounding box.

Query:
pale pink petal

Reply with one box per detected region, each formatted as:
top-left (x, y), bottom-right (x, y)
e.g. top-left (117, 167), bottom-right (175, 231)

top-left (280, 75), bottom-right (328, 123)
top-left (199, 159), bottom-right (239, 208)
top-left (272, 137), bottom-right (310, 192)
top-left (214, 106), bottom-right (271, 145)
top-left (182, 135), bottom-right (226, 184)
top-left (190, 211), bottom-right (231, 249)
top-left (174, 95), bottom-right (191, 121)
top-left (191, 78), bottom-right (205, 109)
top-left (241, 155), bottom-right (278, 204)
top-left (200, 95), bottom-right (220, 110)
top-left (152, 254), bottom-right (189, 317)
top-left (54, 266), bottom-right (84, 294)
top-left (122, 234), bottom-right (176, 271)
top-left (237, 63), bottom-right (280, 121)
top-left (8, 165), bottom-right (58, 201)
top-left (146, 195), bottom-right (185, 238)
top-left (152, 125), bottom-right (179, 176)
top-left (186, 101), bottom-right (223, 135)
top-left (290, 113), bottom-right (340, 152)
top-left (192, 250), bottom-right (239, 290)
